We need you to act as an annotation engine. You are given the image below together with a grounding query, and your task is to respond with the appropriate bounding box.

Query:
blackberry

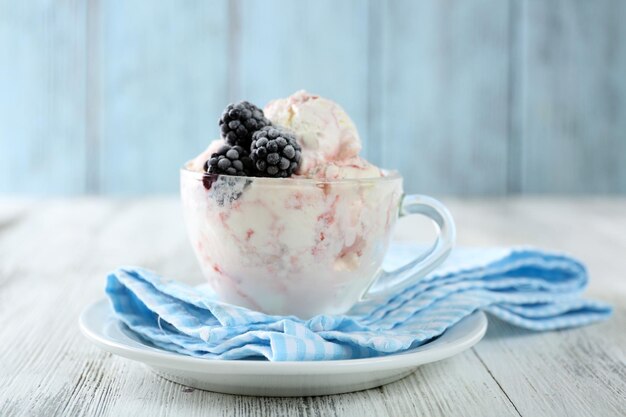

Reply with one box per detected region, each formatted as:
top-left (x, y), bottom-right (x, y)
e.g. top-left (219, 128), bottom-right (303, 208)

top-left (219, 101), bottom-right (271, 148)
top-left (250, 126), bottom-right (302, 178)
top-left (202, 175), bottom-right (252, 206)
top-left (204, 144), bottom-right (253, 176)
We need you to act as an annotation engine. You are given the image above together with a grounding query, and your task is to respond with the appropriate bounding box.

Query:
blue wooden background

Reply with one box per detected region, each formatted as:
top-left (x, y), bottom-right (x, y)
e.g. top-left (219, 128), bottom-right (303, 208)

top-left (1, 0), bottom-right (625, 196)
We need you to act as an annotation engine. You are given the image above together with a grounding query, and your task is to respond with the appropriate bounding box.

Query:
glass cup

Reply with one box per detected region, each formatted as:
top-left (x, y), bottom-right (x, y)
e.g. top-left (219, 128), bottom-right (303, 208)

top-left (181, 168), bottom-right (455, 319)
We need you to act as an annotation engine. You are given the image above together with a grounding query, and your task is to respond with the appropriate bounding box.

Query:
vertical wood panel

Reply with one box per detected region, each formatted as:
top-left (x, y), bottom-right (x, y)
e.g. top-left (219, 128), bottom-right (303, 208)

top-left (367, 0), bottom-right (384, 169)
top-left (506, 0), bottom-right (523, 194)
top-left (98, 0), bottom-right (230, 194)
top-left (2, 0), bottom-right (626, 196)
top-left (521, 0), bottom-right (626, 194)
top-left (380, 0), bottom-right (511, 196)
top-left (236, 0), bottom-right (371, 157)
top-left (0, 0), bottom-right (87, 195)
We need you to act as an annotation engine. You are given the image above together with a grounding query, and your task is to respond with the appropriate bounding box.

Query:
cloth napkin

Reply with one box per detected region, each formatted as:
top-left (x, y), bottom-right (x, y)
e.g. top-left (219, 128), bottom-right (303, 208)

top-left (105, 245), bottom-right (612, 361)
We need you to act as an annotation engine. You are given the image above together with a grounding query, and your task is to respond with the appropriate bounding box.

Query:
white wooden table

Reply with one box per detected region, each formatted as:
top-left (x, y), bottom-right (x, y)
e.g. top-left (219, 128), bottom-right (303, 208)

top-left (0, 198), bottom-right (624, 417)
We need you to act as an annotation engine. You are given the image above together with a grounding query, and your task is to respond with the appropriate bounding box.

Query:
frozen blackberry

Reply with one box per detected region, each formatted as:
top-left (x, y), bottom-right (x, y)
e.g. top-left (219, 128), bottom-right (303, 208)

top-left (204, 144), bottom-right (253, 176)
top-left (250, 127), bottom-right (302, 178)
top-left (202, 175), bottom-right (252, 206)
top-left (219, 101), bottom-right (271, 148)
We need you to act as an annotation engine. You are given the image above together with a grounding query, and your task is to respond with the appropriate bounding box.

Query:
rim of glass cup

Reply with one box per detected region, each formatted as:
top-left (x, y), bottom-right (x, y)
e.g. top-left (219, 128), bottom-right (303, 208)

top-left (180, 166), bottom-right (402, 186)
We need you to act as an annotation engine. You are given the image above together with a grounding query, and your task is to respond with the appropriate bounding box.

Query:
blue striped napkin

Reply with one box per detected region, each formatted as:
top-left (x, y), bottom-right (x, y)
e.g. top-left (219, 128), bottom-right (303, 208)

top-left (105, 245), bottom-right (612, 361)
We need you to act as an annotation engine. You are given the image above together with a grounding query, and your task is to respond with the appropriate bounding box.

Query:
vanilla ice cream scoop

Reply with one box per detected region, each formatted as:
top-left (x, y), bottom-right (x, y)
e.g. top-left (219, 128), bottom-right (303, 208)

top-left (302, 157), bottom-right (383, 180)
top-left (264, 91), bottom-right (362, 171)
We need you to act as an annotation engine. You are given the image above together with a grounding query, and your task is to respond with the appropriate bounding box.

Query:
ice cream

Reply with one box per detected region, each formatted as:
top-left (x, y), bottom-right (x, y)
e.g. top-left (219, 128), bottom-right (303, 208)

top-left (182, 172), bottom-right (401, 317)
top-left (303, 157), bottom-right (383, 180)
top-left (181, 92), bottom-right (399, 317)
top-left (264, 90), bottom-right (377, 179)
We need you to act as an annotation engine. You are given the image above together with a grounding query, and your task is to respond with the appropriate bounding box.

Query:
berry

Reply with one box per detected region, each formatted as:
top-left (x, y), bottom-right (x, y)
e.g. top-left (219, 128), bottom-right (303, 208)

top-left (219, 101), bottom-right (271, 148)
top-left (204, 144), bottom-right (253, 176)
top-left (202, 175), bottom-right (252, 205)
top-left (250, 127), bottom-right (302, 177)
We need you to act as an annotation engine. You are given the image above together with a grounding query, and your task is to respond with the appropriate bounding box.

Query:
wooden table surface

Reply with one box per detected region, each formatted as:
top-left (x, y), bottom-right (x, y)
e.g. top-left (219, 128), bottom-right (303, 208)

top-left (0, 197), bottom-right (624, 417)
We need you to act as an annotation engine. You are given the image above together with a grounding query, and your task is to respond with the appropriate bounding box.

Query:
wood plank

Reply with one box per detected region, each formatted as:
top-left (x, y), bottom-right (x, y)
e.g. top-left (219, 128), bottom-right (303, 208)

top-left (1, 198), bottom-right (625, 416)
top-left (419, 197), bottom-right (626, 417)
top-left (0, 199), bottom-right (31, 228)
top-left (0, 1), bottom-right (88, 194)
top-left (235, 0), bottom-right (371, 157)
top-left (379, 0), bottom-right (510, 196)
top-left (98, 1), bottom-right (230, 194)
top-left (0, 199), bottom-right (197, 416)
top-left (474, 314), bottom-right (626, 417)
top-left (0, 199), bottom-right (516, 417)
top-left (521, 0), bottom-right (626, 194)
top-left (87, 349), bottom-right (521, 417)
top-left (0, 200), bottom-right (123, 416)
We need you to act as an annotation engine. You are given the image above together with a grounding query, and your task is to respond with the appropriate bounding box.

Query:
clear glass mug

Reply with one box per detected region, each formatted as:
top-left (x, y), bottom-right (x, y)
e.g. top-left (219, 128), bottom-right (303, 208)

top-left (181, 168), bottom-right (455, 319)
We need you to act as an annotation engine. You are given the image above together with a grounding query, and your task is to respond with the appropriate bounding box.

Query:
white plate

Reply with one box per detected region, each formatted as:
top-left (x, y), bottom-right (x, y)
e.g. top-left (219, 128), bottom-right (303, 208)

top-left (79, 299), bottom-right (487, 396)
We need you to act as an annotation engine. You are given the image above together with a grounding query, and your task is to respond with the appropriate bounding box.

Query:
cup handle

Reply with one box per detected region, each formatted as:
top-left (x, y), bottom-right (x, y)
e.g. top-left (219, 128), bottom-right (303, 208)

top-left (362, 194), bottom-right (456, 300)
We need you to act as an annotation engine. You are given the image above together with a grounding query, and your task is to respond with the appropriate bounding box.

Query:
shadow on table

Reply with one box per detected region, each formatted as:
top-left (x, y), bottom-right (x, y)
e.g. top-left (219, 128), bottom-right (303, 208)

top-left (480, 314), bottom-right (605, 341)
top-left (481, 316), bottom-right (540, 341)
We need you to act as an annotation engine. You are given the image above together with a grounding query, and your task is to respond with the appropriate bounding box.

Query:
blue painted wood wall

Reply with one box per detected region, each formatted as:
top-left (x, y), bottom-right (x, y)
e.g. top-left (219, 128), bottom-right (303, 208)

top-left (1, 0), bottom-right (625, 196)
